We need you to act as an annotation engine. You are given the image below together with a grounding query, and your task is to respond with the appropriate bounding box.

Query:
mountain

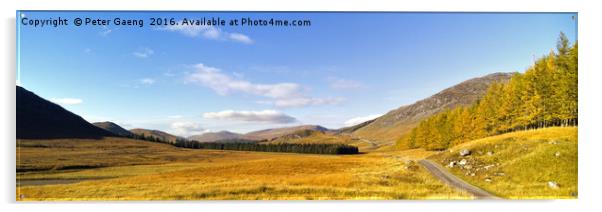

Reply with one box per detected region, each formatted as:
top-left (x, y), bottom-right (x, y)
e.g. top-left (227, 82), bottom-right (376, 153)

top-left (93, 122), bottom-right (134, 137)
top-left (335, 119), bottom-right (376, 134)
top-left (264, 129), bottom-right (352, 145)
top-left (349, 72), bottom-right (514, 146)
top-left (129, 129), bottom-right (179, 143)
top-left (189, 131), bottom-right (242, 143)
top-left (243, 125), bottom-right (330, 141)
top-left (16, 86), bottom-right (114, 139)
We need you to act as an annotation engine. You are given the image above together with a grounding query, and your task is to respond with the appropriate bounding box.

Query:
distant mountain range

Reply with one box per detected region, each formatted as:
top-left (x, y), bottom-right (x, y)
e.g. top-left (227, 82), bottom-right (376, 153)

top-left (188, 131), bottom-right (242, 143)
top-left (16, 86), bottom-right (114, 139)
top-left (244, 125), bottom-right (329, 141)
top-left (16, 72), bottom-right (512, 148)
top-left (347, 72), bottom-right (513, 145)
top-left (188, 125), bottom-right (331, 143)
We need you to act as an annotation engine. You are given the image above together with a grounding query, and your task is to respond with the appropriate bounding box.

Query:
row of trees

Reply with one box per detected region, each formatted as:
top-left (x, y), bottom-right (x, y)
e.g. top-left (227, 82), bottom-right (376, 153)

top-left (128, 133), bottom-right (173, 144)
top-left (174, 139), bottom-right (359, 155)
top-left (127, 132), bottom-right (359, 154)
top-left (402, 33), bottom-right (578, 150)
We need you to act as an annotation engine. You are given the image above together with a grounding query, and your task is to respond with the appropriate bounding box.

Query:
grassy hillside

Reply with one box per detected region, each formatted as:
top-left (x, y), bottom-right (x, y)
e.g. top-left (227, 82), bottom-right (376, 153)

top-left (352, 73), bottom-right (512, 145)
top-left (17, 138), bottom-right (468, 200)
top-left (244, 125), bottom-right (329, 140)
top-left (189, 131), bottom-right (243, 143)
top-left (264, 129), bottom-right (352, 144)
top-left (428, 127), bottom-right (577, 199)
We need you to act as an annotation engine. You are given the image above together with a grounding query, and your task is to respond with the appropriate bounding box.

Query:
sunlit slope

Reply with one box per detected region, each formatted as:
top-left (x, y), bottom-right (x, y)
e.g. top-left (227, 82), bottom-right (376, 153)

top-left (428, 127), bottom-right (577, 199)
top-left (351, 73), bottom-right (512, 145)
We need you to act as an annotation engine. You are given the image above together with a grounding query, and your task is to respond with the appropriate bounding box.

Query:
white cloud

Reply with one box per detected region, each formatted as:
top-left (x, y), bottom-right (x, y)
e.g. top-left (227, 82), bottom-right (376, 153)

top-left (343, 114), bottom-right (382, 127)
top-left (133, 48), bottom-right (154, 58)
top-left (99, 26), bottom-right (112, 36)
top-left (203, 110), bottom-right (297, 124)
top-left (170, 121), bottom-right (208, 136)
top-left (51, 98), bottom-right (83, 105)
top-left (228, 33), bottom-right (254, 44)
top-left (273, 97), bottom-right (344, 107)
top-left (168, 115), bottom-right (183, 119)
top-left (186, 63), bottom-right (342, 108)
top-left (139, 78), bottom-right (156, 85)
top-left (160, 23), bottom-right (253, 44)
top-left (330, 78), bottom-right (364, 89)
top-left (187, 64), bottom-right (299, 98)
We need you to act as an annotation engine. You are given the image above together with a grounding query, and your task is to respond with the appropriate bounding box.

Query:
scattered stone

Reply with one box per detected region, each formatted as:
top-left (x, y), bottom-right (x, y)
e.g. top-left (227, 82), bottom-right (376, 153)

top-left (554, 152), bottom-right (561, 157)
top-left (487, 151), bottom-right (493, 156)
top-left (448, 161), bottom-right (457, 168)
top-left (494, 172), bottom-right (505, 176)
top-left (548, 181), bottom-right (559, 189)
top-left (464, 165), bottom-right (473, 170)
top-left (459, 149), bottom-right (471, 156)
top-left (458, 159), bottom-right (468, 166)
top-left (548, 140), bottom-right (558, 145)
top-left (470, 172), bottom-right (476, 177)
top-left (485, 178), bottom-right (492, 183)
top-left (484, 164), bottom-right (495, 170)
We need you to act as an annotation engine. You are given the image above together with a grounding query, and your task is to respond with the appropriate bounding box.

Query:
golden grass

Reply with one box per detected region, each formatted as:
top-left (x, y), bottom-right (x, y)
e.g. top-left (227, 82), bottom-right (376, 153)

top-left (428, 127), bottom-right (577, 199)
top-left (17, 138), bottom-right (469, 200)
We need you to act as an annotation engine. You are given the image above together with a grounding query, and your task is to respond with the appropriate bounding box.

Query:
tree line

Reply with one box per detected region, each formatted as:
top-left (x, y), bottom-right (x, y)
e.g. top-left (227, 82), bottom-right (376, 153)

top-left (128, 133), bottom-right (359, 154)
top-left (174, 139), bottom-right (359, 155)
top-left (128, 133), bottom-right (174, 144)
top-left (401, 33), bottom-right (577, 150)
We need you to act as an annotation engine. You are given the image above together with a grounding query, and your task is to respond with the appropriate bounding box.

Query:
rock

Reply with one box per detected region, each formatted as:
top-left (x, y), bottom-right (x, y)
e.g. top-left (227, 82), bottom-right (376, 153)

top-left (470, 172), bottom-right (476, 177)
top-left (549, 140), bottom-right (558, 145)
top-left (459, 149), bottom-right (471, 156)
top-left (548, 181), bottom-right (559, 189)
top-left (495, 172), bottom-right (505, 176)
top-left (448, 161), bottom-right (457, 168)
top-left (487, 151), bottom-right (493, 156)
top-left (458, 159), bottom-right (467, 166)
top-left (464, 165), bottom-right (473, 170)
top-left (485, 178), bottom-right (492, 183)
top-left (555, 152), bottom-right (561, 157)
top-left (484, 164), bottom-right (495, 170)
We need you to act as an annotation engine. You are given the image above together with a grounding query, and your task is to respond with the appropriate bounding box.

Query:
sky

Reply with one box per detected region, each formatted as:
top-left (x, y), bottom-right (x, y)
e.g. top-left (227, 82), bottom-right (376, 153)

top-left (17, 12), bottom-right (577, 136)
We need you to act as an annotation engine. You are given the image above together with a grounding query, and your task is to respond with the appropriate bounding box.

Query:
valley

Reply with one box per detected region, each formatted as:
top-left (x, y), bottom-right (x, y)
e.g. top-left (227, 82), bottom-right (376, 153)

top-left (17, 138), bottom-right (470, 200)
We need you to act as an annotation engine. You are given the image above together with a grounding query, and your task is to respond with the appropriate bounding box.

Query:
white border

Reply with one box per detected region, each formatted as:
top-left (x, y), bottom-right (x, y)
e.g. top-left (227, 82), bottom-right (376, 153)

top-left (2, 0), bottom-right (601, 212)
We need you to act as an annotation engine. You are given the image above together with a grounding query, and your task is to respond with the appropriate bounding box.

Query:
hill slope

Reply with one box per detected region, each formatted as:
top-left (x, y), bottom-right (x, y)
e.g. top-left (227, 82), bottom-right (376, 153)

top-left (16, 86), bottom-right (113, 139)
top-left (264, 129), bottom-right (353, 145)
top-left (351, 72), bottom-right (513, 145)
top-left (93, 122), bottom-right (133, 137)
top-left (129, 129), bottom-right (179, 143)
top-left (428, 127), bottom-right (577, 199)
top-left (189, 131), bottom-right (242, 143)
top-left (243, 125), bottom-right (329, 141)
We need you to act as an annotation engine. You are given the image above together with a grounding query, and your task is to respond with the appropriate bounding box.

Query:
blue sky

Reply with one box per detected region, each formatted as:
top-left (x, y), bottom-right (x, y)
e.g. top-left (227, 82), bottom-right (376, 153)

top-left (17, 12), bottom-right (577, 136)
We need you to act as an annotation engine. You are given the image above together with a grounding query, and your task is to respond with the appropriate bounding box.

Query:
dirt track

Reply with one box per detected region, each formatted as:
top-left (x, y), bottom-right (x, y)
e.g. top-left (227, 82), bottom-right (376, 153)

top-left (419, 159), bottom-right (502, 200)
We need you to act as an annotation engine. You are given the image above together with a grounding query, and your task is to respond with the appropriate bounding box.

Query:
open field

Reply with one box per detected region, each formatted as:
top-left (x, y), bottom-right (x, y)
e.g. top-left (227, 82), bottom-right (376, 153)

top-left (428, 127), bottom-right (577, 199)
top-left (17, 138), bottom-right (469, 200)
